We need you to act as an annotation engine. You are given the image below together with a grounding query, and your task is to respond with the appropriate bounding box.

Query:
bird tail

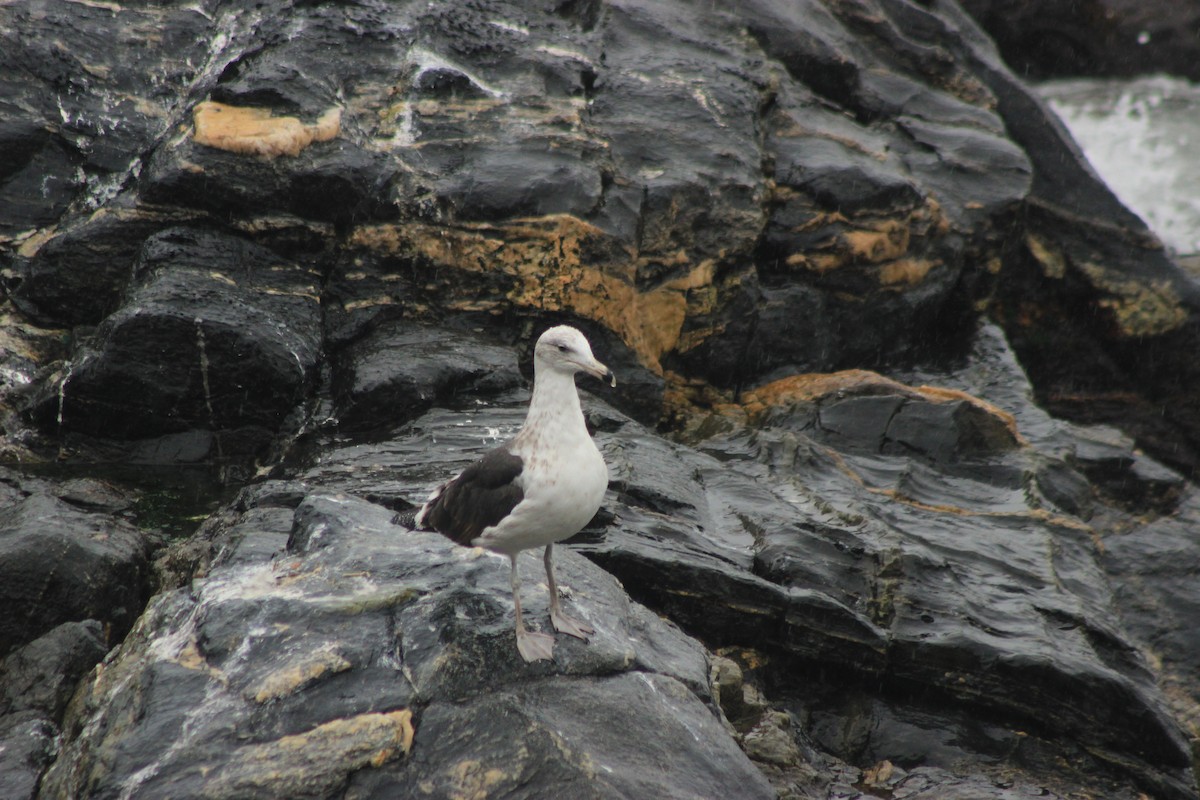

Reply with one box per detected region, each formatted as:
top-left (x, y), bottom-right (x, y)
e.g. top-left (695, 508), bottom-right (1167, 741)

top-left (392, 509), bottom-right (420, 529)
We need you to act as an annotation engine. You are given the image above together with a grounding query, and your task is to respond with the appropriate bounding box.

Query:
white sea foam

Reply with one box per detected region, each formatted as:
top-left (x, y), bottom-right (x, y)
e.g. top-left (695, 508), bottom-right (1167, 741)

top-left (1038, 75), bottom-right (1200, 256)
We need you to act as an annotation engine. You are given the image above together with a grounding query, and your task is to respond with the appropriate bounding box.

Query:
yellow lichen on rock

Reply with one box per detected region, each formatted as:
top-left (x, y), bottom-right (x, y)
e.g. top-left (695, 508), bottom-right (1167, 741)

top-left (878, 258), bottom-right (936, 287)
top-left (192, 101), bottom-right (342, 158)
top-left (1025, 233), bottom-right (1065, 279)
top-left (844, 219), bottom-right (910, 264)
top-left (349, 214), bottom-right (720, 372)
top-left (246, 647), bottom-right (352, 703)
top-left (740, 369), bottom-right (912, 414)
top-left (774, 201), bottom-right (947, 288)
top-left (1076, 261), bottom-right (1188, 337)
top-left (201, 710), bottom-right (414, 797)
top-left (433, 759), bottom-right (511, 800)
top-left (737, 369), bottom-right (1021, 444)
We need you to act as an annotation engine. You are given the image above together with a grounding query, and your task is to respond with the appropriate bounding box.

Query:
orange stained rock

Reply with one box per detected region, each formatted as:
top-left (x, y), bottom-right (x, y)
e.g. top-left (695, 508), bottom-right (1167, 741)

top-left (739, 369), bottom-right (1022, 443)
top-left (878, 258), bottom-right (936, 287)
top-left (193, 101), bottom-right (341, 158)
top-left (843, 219), bottom-right (909, 263)
top-left (349, 215), bottom-right (721, 373)
top-left (741, 370), bottom-right (912, 409)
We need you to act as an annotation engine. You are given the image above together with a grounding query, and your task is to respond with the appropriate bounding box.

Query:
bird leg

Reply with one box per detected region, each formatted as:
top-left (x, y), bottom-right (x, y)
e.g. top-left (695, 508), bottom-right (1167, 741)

top-left (544, 544), bottom-right (595, 641)
top-left (510, 553), bottom-right (555, 662)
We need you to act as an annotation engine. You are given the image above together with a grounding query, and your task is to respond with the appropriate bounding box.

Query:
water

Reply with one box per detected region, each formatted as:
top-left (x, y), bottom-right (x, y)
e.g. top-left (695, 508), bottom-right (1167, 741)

top-left (1037, 75), bottom-right (1200, 257)
top-left (14, 461), bottom-right (236, 540)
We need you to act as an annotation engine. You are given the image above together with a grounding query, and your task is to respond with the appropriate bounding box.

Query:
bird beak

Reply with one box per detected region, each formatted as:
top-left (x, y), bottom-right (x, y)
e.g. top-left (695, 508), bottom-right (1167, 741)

top-left (583, 359), bottom-right (617, 388)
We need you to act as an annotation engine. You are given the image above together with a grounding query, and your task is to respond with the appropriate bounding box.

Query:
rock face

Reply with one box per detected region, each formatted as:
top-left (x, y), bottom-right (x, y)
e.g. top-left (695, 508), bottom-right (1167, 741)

top-left (40, 490), bottom-right (773, 800)
top-left (2, 0), bottom-right (1200, 799)
top-left (0, 474), bottom-right (151, 658)
top-left (0, 472), bottom-right (151, 800)
top-left (961, 0), bottom-right (1200, 82)
top-left (24, 227), bottom-right (322, 459)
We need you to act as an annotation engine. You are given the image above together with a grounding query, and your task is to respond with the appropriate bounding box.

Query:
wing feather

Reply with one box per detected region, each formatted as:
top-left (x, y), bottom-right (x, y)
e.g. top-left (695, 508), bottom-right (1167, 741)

top-left (420, 446), bottom-right (524, 546)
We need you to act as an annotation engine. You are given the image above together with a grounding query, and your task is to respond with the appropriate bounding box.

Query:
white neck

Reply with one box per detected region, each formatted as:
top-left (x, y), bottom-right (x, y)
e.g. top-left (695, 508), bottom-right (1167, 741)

top-left (520, 364), bottom-right (587, 441)
top-left (527, 367), bottom-right (584, 421)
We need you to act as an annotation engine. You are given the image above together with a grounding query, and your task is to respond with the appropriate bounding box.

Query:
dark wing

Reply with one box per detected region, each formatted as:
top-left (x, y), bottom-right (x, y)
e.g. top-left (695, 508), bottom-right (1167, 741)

top-left (419, 446), bottom-right (524, 546)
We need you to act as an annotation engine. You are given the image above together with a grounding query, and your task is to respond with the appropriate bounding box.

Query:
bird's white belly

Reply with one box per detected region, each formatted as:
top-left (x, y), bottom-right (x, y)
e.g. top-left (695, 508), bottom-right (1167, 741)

top-left (474, 435), bottom-right (608, 555)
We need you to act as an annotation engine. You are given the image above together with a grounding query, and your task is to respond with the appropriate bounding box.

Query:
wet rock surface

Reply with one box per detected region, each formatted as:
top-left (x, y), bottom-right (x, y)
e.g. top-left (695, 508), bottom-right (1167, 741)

top-left (0, 471), bottom-right (151, 658)
top-left (2, 0), bottom-right (1200, 799)
top-left (0, 471), bottom-right (151, 800)
top-left (41, 333), bottom-right (1197, 798)
top-left (40, 489), bottom-right (774, 800)
top-left (22, 226), bottom-right (322, 457)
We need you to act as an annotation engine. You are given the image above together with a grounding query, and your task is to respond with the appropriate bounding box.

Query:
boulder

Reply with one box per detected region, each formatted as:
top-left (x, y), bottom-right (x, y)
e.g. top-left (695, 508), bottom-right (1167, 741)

top-left (0, 621), bottom-right (108, 800)
top-left (0, 620), bottom-right (107, 721)
top-left (22, 227), bottom-right (322, 458)
top-left (0, 712), bottom-right (56, 800)
top-left (41, 491), bottom-right (775, 800)
top-left (287, 325), bottom-right (1194, 798)
top-left (329, 320), bottom-right (523, 433)
top-left (7, 0), bottom-right (1198, 473)
top-left (0, 483), bottom-right (151, 658)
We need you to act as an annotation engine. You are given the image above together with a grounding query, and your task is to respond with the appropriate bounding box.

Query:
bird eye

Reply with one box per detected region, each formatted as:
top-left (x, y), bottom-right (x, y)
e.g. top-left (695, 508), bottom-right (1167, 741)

top-left (556, 344), bottom-right (569, 353)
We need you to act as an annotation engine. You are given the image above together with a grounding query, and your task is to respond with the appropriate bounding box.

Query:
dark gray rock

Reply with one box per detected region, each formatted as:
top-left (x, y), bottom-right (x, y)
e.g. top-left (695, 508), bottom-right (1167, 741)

top-left (0, 620), bottom-right (107, 720)
top-left (7, 0), bottom-right (1197, 473)
top-left (359, 672), bottom-right (764, 800)
top-left (9, 197), bottom-right (192, 328)
top-left (0, 711), bottom-right (56, 800)
top-left (23, 227), bottom-right (322, 455)
top-left (330, 320), bottom-right (523, 433)
top-left (3, 0), bottom-right (1200, 798)
top-left (961, 0), bottom-right (1200, 82)
top-left (929, 0), bottom-right (1200, 477)
top-left (1, 0), bottom-right (220, 280)
top-left (0, 490), bottom-right (151, 658)
top-left (597, 419), bottom-right (1190, 797)
top-left (0, 622), bottom-right (106, 798)
top-left (1100, 495), bottom-right (1200, 734)
top-left (42, 490), bottom-right (774, 800)
top-left (27, 315), bottom-right (1200, 800)
top-left (293, 340), bottom-right (1193, 798)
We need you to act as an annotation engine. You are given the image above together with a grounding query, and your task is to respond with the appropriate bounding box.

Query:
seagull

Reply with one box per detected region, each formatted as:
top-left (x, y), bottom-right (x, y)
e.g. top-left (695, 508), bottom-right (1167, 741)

top-left (402, 325), bottom-right (615, 661)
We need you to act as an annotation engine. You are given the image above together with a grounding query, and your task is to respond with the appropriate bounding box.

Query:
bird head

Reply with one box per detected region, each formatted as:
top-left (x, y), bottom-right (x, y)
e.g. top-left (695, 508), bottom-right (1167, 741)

top-left (534, 325), bottom-right (616, 387)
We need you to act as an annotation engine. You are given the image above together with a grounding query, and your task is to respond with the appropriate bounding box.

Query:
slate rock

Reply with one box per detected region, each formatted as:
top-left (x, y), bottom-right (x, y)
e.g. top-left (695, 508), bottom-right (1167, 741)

top-left (24, 227), bottom-right (322, 451)
top-left (144, 125), bottom-right (392, 227)
top-left (330, 320), bottom-right (523, 433)
top-left (358, 672), bottom-right (765, 800)
top-left (39, 574), bottom-right (414, 800)
top-left (435, 142), bottom-right (604, 223)
top-left (0, 0), bottom-right (219, 275)
top-left (745, 371), bottom-right (1021, 464)
top-left (0, 491), bottom-right (150, 658)
top-left (295, 360), bottom-right (1193, 798)
top-left (1067, 424), bottom-right (1186, 513)
top-left (0, 711), bottom-right (56, 800)
top-left (35, 316), bottom-right (1200, 799)
top-left (961, 0), bottom-right (1200, 82)
top-left (607, 414), bottom-right (1188, 794)
top-left (43, 489), bottom-right (773, 800)
top-left (11, 198), bottom-right (196, 328)
top-left (1100, 495), bottom-right (1200, 723)
top-left (0, 619), bottom-right (107, 720)
top-left (4, 1), bottom-right (1200, 798)
top-left (936, 0), bottom-right (1200, 477)
top-left (4, 0), bottom-right (1199, 475)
